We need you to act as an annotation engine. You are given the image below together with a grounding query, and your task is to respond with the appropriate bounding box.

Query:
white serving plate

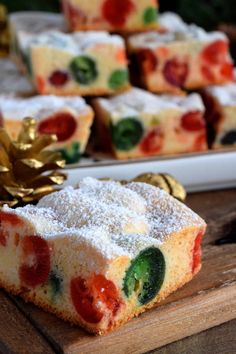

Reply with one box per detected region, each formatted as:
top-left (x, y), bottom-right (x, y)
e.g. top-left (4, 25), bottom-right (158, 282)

top-left (64, 150), bottom-right (236, 193)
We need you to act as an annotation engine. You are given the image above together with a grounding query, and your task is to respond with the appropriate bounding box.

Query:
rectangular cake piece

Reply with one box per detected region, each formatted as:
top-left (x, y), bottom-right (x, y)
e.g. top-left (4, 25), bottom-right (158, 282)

top-left (62, 0), bottom-right (159, 33)
top-left (9, 12), bottom-right (66, 73)
top-left (0, 95), bottom-right (94, 164)
top-left (92, 88), bottom-right (207, 159)
top-left (201, 83), bottom-right (236, 148)
top-left (128, 17), bottom-right (234, 94)
top-left (0, 177), bottom-right (206, 335)
top-left (21, 30), bottom-right (130, 96)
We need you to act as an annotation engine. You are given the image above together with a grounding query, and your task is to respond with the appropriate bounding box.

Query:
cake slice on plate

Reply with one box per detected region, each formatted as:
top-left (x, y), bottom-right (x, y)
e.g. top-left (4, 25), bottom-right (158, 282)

top-left (0, 177), bottom-right (206, 334)
top-left (128, 18), bottom-right (233, 94)
top-left (201, 82), bottom-right (236, 148)
top-left (62, 0), bottom-right (159, 33)
top-left (21, 30), bottom-right (130, 96)
top-left (92, 87), bottom-right (207, 159)
top-left (0, 95), bottom-right (94, 164)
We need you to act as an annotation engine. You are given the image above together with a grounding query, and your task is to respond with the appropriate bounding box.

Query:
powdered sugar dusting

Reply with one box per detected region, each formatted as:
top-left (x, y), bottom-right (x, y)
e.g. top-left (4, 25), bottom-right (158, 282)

top-left (2, 204), bottom-right (65, 235)
top-left (37, 183), bottom-right (149, 238)
top-left (19, 30), bottom-right (124, 55)
top-left (7, 178), bottom-right (205, 260)
top-left (126, 182), bottom-right (205, 243)
top-left (129, 20), bottom-right (227, 49)
top-left (96, 88), bottom-right (205, 119)
top-left (0, 95), bottom-right (90, 121)
top-left (205, 82), bottom-right (236, 106)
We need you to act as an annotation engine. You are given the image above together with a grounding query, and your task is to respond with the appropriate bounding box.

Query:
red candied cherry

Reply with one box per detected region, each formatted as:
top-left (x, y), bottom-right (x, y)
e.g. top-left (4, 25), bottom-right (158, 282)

top-left (163, 58), bottom-right (189, 87)
top-left (19, 236), bottom-right (50, 288)
top-left (0, 211), bottom-right (22, 226)
top-left (38, 112), bottom-right (77, 142)
top-left (201, 65), bottom-right (215, 82)
top-left (140, 127), bottom-right (164, 155)
top-left (181, 111), bottom-right (206, 132)
top-left (137, 49), bottom-right (158, 74)
top-left (92, 274), bottom-right (120, 315)
top-left (49, 70), bottom-right (69, 87)
top-left (193, 132), bottom-right (207, 151)
top-left (201, 40), bottom-right (229, 65)
top-left (192, 231), bottom-right (204, 273)
top-left (102, 0), bottom-right (135, 28)
top-left (220, 62), bottom-right (234, 80)
top-left (71, 277), bottom-right (103, 324)
top-left (70, 274), bottom-right (121, 324)
top-left (0, 212), bottom-right (22, 247)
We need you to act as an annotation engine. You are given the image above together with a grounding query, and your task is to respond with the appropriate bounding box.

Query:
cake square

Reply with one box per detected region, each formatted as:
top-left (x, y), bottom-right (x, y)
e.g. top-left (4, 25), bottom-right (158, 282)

top-left (0, 95), bottom-right (94, 164)
top-left (201, 82), bottom-right (236, 148)
top-left (20, 30), bottom-right (130, 96)
top-left (0, 177), bottom-right (206, 334)
top-left (92, 88), bottom-right (207, 159)
top-left (62, 0), bottom-right (159, 33)
top-left (128, 15), bottom-right (234, 94)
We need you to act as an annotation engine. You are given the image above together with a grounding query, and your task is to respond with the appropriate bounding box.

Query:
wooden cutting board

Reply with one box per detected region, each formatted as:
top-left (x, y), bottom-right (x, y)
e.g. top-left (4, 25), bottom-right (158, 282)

top-left (1, 189), bottom-right (234, 354)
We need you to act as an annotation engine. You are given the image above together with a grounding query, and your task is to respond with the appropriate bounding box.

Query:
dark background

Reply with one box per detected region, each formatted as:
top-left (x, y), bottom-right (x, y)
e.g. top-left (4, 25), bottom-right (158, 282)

top-left (1, 0), bottom-right (236, 31)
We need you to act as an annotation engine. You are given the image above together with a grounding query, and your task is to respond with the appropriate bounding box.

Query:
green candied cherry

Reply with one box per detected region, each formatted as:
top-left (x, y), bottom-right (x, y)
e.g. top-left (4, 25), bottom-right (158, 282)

top-left (48, 271), bottom-right (63, 301)
top-left (143, 7), bottom-right (158, 25)
top-left (69, 55), bottom-right (98, 85)
top-left (58, 141), bottom-right (81, 164)
top-left (110, 117), bottom-right (144, 151)
top-left (123, 247), bottom-right (165, 305)
top-left (108, 69), bottom-right (129, 90)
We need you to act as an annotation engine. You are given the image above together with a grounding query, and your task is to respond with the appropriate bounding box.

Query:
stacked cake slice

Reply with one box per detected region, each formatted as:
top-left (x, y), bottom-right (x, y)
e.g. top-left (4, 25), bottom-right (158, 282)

top-left (6, 8), bottom-right (236, 158)
top-left (62, 0), bottom-right (159, 32)
top-left (128, 20), bottom-right (233, 94)
top-left (0, 95), bottom-right (94, 164)
top-left (93, 88), bottom-right (207, 159)
top-left (201, 82), bottom-right (236, 148)
top-left (19, 30), bottom-right (130, 96)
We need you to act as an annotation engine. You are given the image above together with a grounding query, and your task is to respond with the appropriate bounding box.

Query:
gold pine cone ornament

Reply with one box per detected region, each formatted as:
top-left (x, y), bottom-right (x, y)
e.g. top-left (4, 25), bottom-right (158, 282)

top-left (0, 117), bottom-right (67, 207)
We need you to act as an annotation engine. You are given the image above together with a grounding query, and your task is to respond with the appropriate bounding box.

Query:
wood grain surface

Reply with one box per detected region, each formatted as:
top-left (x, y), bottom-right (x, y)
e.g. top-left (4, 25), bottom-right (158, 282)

top-left (2, 188), bottom-right (235, 354)
top-left (0, 291), bottom-right (54, 354)
top-left (151, 319), bottom-right (236, 354)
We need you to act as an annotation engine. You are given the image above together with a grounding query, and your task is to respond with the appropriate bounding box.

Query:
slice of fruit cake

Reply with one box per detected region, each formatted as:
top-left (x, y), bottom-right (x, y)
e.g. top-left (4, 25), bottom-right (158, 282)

top-left (201, 82), bottom-right (236, 148)
top-left (0, 95), bottom-right (94, 164)
top-left (128, 19), bottom-right (233, 94)
top-left (62, 0), bottom-right (159, 33)
top-left (20, 30), bottom-right (130, 96)
top-left (0, 177), bottom-right (206, 334)
top-left (92, 87), bottom-right (207, 159)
